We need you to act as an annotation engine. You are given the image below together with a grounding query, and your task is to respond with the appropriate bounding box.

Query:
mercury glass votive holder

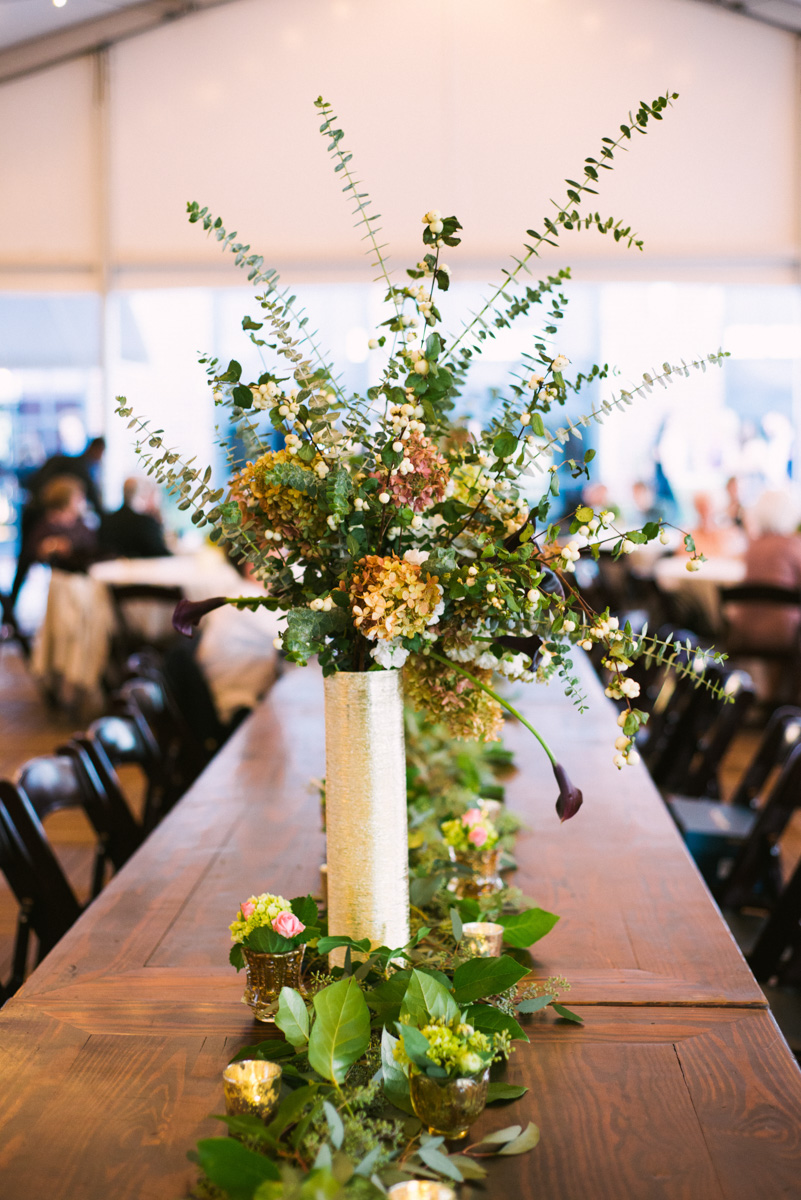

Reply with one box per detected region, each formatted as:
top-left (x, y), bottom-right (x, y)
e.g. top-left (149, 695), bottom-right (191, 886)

top-left (447, 846), bottom-right (503, 899)
top-left (388, 1183), bottom-right (456, 1200)
top-left (409, 1067), bottom-right (491, 1139)
top-left (242, 945), bottom-right (306, 1022)
top-left (461, 921), bottom-right (504, 957)
top-left (222, 1060), bottom-right (283, 1122)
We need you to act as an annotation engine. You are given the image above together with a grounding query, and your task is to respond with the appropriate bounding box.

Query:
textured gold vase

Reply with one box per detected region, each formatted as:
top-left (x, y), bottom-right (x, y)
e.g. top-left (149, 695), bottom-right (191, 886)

top-left (447, 846), bottom-right (503, 898)
top-left (242, 946), bottom-right (306, 1022)
top-left (409, 1067), bottom-right (490, 1138)
top-left (324, 670), bottom-right (410, 964)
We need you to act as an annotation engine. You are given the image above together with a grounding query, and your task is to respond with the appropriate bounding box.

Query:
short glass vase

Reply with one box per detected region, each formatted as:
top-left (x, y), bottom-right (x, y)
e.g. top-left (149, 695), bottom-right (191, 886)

top-left (447, 847), bottom-right (503, 899)
top-left (409, 1067), bottom-right (490, 1139)
top-left (242, 945), bottom-right (306, 1022)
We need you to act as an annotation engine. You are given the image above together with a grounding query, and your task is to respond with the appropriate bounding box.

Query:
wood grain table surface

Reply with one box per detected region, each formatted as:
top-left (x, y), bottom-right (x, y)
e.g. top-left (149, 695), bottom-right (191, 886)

top-left (1, 655), bottom-right (800, 1199)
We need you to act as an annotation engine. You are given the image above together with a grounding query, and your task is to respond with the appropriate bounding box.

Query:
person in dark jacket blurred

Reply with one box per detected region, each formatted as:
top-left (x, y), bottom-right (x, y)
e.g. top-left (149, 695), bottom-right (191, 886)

top-left (99, 477), bottom-right (170, 559)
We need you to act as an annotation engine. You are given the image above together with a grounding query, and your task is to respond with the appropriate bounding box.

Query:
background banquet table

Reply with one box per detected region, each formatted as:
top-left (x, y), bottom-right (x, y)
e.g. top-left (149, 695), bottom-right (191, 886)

top-left (0, 654), bottom-right (799, 1199)
top-left (653, 555), bottom-right (746, 634)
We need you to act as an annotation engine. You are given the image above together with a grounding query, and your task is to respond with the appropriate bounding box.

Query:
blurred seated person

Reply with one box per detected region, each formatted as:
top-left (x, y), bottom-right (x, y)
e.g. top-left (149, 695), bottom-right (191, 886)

top-left (26, 436), bottom-right (105, 518)
top-left (687, 490), bottom-right (745, 560)
top-left (100, 477), bottom-right (170, 559)
top-left (727, 490), bottom-right (801, 653)
top-left (30, 477), bottom-right (100, 574)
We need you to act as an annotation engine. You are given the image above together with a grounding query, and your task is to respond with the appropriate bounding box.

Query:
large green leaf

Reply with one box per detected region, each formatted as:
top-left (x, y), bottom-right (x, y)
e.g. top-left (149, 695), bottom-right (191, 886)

top-left (452, 955), bottom-right (530, 1004)
top-left (464, 1002), bottom-right (529, 1043)
top-left (245, 926), bottom-right (294, 954)
top-left (486, 1081), bottom-right (529, 1104)
top-left (365, 970), bottom-right (411, 1022)
top-left (291, 894), bottom-right (319, 927)
top-left (194, 1137), bottom-right (280, 1200)
top-left (497, 907), bottom-right (560, 948)
top-left (380, 1028), bottom-right (413, 1115)
top-left (400, 969), bottom-right (460, 1026)
top-left (307, 977), bottom-right (371, 1084)
top-left (275, 987), bottom-right (310, 1047)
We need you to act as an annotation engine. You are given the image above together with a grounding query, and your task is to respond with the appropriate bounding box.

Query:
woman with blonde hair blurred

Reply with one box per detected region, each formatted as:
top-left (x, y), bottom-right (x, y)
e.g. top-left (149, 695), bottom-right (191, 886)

top-left (29, 476), bottom-right (100, 573)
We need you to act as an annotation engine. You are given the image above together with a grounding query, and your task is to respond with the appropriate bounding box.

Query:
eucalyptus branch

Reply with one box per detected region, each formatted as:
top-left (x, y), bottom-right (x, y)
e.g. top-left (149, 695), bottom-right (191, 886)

top-left (445, 92), bottom-right (677, 365)
top-left (634, 634), bottom-right (730, 700)
top-left (315, 97), bottom-right (403, 329)
top-left (186, 200), bottom-right (344, 401)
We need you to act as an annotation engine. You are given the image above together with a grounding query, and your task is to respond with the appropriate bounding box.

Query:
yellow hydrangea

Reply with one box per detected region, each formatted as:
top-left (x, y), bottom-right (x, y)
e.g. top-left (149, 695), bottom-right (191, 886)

top-left (231, 449), bottom-right (328, 549)
top-left (349, 555), bottom-right (444, 642)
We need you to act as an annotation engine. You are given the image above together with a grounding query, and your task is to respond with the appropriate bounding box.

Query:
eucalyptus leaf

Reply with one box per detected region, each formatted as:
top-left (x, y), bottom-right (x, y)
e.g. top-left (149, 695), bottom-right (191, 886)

top-left (476, 1124), bottom-right (522, 1145)
top-left (450, 907), bottom-right (463, 942)
top-left (323, 1100), bottom-right (345, 1150)
top-left (497, 1121), bottom-right (541, 1155)
top-left (417, 1144), bottom-right (464, 1182)
top-left (307, 977), bottom-right (371, 1085)
top-left (486, 1082), bottom-right (529, 1103)
top-left (516, 994), bottom-right (553, 1014)
top-left (551, 1001), bottom-right (584, 1024)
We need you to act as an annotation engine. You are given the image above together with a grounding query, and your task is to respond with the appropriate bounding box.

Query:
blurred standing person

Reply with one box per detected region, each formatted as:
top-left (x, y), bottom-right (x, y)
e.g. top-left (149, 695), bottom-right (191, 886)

top-left (100, 477), bottom-right (170, 559)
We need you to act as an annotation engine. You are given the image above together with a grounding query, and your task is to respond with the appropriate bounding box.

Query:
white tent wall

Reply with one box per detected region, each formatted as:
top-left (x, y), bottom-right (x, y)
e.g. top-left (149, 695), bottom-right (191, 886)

top-left (0, 0), bottom-right (798, 291)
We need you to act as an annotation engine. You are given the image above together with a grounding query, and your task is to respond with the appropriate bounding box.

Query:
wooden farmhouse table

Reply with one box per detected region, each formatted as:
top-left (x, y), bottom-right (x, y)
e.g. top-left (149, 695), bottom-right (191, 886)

top-left (1, 655), bottom-right (800, 1199)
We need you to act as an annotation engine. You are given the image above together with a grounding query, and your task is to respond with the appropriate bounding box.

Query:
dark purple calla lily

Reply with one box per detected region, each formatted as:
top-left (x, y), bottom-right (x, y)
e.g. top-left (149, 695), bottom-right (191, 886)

top-left (172, 596), bottom-right (228, 638)
top-left (553, 761), bottom-right (583, 822)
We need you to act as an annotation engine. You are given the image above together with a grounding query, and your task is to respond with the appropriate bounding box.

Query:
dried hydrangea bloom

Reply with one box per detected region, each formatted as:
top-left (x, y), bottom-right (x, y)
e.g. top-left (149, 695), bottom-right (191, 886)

top-left (372, 431), bottom-right (450, 512)
top-left (403, 653), bottom-right (504, 741)
top-left (231, 449), bottom-right (328, 549)
top-left (348, 554), bottom-right (444, 642)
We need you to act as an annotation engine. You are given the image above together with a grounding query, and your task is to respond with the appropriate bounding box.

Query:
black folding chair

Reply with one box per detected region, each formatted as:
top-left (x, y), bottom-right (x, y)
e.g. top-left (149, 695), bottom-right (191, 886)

top-left (83, 713), bottom-right (165, 832)
top-left (747, 854), bottom-right (801, 987)
top-left (715, 743), bottom-right (801, 909)
top-left (646, 665), bottom-right (754, 796)
top-left (15, 749), bottom-right (136, 899)
top-left (720, 583), bottom-right (801, 701)
top-left (0, 782), bottom-right (82, 998)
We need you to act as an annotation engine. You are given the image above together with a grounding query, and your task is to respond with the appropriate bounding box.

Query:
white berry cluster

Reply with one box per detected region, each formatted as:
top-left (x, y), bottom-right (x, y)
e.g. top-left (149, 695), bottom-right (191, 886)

top-left (309, 595), bottom-right (335, 612)
top-left (251, 379), bottom-right (281, 411)
top-left (613, 712), bottom-right (642, 769)
top-left (422, 208), bottom-right (444, 236)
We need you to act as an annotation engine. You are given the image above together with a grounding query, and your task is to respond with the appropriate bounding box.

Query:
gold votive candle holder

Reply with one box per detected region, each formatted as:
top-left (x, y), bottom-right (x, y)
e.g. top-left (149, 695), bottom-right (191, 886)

top-left (388, 1182), bottom-right (456, 1200)
top-left (222, 1059), bottom-right (282, 1121)
top-left (461, 921), bottom-right (504, 957)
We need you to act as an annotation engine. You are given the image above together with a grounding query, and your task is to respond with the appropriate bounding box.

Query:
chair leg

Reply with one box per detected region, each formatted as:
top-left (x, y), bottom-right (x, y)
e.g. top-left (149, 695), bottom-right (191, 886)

top-left (90, 843), bottom-right (109, 899)
top-left (748, 861), bottom-right (801, 982)
top-left (11, 902), bottom-right (33, 993)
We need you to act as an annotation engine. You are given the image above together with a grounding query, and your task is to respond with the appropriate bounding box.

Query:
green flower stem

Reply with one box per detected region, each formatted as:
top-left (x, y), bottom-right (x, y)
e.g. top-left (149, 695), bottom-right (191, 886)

top-left (426, 651), bottom-right (557, 767)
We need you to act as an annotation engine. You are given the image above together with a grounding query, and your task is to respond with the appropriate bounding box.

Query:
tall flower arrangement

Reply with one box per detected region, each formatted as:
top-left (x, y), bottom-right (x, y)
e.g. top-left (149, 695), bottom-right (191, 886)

top-left (118, 92), bottom-right (726, 809)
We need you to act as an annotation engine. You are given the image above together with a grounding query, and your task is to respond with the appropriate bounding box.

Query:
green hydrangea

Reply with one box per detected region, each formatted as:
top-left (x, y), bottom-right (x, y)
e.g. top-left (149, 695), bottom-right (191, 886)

top-left (441, 807), bottom-right (499, 855)
top-left (394, 1015), bottom-right (511, 1079)
top-left (229, 892), bottom-right (292, 943)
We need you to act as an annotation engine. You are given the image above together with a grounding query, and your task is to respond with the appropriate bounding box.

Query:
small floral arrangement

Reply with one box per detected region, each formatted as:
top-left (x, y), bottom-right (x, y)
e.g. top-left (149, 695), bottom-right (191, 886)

top-left (229, 892), bottom-right (318, 965)
top-left (394, 1014), bottom-right (511, 1079)
top-left (441, 807), bottom-right (500, 854)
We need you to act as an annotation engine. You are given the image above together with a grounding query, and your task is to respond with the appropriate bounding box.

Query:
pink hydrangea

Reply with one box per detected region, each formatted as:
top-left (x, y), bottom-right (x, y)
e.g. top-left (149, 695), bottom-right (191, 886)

top-left (272, 911), bottom-right (305, 939)
top-left (240, 899), bottom-right (256, 918)
top-left (371, 432), bottom-right (450, 513)
top-left (468, 826), bottom-right (489, 848)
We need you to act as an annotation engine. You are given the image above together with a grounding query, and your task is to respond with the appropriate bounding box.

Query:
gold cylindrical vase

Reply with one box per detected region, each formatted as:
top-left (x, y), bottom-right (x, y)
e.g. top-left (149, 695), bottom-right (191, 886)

top-left (324, 669), bottom-right (410, 962)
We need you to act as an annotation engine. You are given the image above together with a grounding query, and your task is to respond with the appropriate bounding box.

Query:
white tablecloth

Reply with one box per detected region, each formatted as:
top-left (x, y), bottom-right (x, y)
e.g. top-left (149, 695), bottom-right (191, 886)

top-left (31, 550), bottom-right (273, 704)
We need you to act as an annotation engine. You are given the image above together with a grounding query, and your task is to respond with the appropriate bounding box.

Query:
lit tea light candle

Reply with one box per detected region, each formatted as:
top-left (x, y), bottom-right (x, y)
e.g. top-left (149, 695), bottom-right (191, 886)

top-left (222, 1059), bottom-right (282, 1121)
top-left (388, 1183), bottom-right (456, 1200)
top-left (461, 920), bottom-right (504, 957)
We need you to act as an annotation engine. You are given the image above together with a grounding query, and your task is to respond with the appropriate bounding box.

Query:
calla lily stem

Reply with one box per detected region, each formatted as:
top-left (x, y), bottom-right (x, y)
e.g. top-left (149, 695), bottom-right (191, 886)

top-left (426, 651), bottom-right (557, 767)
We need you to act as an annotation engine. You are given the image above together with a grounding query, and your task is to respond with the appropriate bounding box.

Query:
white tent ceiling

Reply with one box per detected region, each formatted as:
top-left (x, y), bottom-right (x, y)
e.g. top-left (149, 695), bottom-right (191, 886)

top-left (0, 0), bottom-right (798, 292)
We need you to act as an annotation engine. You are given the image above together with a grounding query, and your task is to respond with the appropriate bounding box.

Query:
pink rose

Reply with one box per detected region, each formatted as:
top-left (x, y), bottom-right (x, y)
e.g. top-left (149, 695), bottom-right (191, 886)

top-left (272, 911), bottom-right (305, 939)
top-left (468, 826), bottom-right (488, 848)
top-left (240, 900), bottom-right (256, 918)
top-left (462, 808), bottom-right (483, 827)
